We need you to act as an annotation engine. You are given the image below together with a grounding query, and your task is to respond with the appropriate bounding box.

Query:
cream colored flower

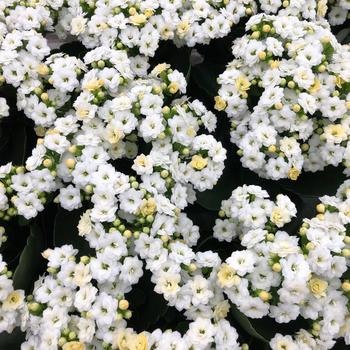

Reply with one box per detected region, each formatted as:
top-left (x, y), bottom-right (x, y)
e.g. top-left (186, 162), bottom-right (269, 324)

top-left (3, 290), bottom-right (24, 311)
top-left (71, 16), bottom-right (87, 35)
top-left (78, 210), bottom-right (92, 237)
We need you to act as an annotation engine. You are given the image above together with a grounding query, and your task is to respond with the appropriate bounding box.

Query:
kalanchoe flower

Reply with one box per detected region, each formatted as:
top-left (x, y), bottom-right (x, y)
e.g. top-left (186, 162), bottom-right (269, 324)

top-left (1, 0), bottom-right (257, 55)
top-left (217, 14), bottom-right (350, 180)
top-left (215, 183), bottom-right (350, 349)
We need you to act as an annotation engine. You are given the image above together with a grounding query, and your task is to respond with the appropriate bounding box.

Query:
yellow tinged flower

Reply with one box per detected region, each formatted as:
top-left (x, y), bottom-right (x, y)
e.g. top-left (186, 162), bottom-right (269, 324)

top-left (84, 78), bottom-right (104, 92)
top-left (258, 51), bottom-right (266, 60)
top-left (288, 166), bottom-right (300, 181)
top-left (213, 300), bottom-right (230, 321)
top-left (65, 158), bottom-right (76, 169)
top-left (186, 126), bottom-right (196, 137)
top-left (270, 60), bottom-right (280, 69)
top-left (308, 277), bottom-right (328, 297)
top-left (119, 299), bottom-right (129, 310)
top-left (78, 210), bottom-right (92, 237)
top-left (258, 290), bottom-right (271, 302)
top-left (270, 207), bottom-right (284, 227)
top-left (190, 155), bottom-right (208, 170)
top-left (176, 21), bottom-right (190, 38)
top-left (114, 331), bottom-right (147, 350)
top-left (37, 64), bottom-right (49, 75)
top-left (139, 198), bottom-right (157, 216)
top-left (144, 8), bottom-right (154, 18)
top-left (128, 7), bottom-right (137, 15)
top-left (308, 79), bottom-right (321, 94)
top-left (116, 331), bottom-right (130, 350)
top-left (335, 75), bottom-right (345, 88)
top-left (235, 75), bottom-right (251, 95)
top-left (97, 22), bottom-right (108, 30)
top-left (168, 82), bottom-right (179, 94)
top-left (62, 342), bottom-right (85, 350)
top-left (324, 124), bottom-right (347, 142)
top-left (107, 127), bottom-right (124, 144)
top-left (317, 0), bottom-right (328, 17)
top-left (129, 14), bottom-right (147, 26)
top-left (217, 264), bottom-right (237, 288)
top-left (46, 128), bottom-right (59, 135)
top-left (76, 108), bottom-right (89, 119)
top-left (134, 332), bottom-right (148, 350)
top-left (214, 96), bottom-right (227, 111)
top-left (3, 290), bottom-right (24, 311)
top-left (268, 145), bottom-right (277, 153)
top-left (134, 154), bottom-right (148, 168)
top-left (151, 63), bottom-right (170, 76)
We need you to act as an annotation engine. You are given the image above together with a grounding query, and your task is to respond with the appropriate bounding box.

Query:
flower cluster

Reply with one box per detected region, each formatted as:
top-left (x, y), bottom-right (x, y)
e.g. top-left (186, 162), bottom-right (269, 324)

top-left (214, 184), bottom-right (297, 245)
top-left (0, 49), bottom-right (226, 221)
top-left (259, 0), bottom-right (329, 19)
top-left (1, 0), bottom-right (257, 55)
top-left (1, 0), bottom-right (350, 348)
top-left (215, 184), bottom-right (350, 349)
top-left (0, 226), bottom-right (25, 335)
top-left (328, 0), bottom-right (350, 25)
top-left (216, 14), bottom-right (350, 179)
top-left (20, 187), bottom-right (243, 349)
top-left (0, 29), bottom-right (50, 87)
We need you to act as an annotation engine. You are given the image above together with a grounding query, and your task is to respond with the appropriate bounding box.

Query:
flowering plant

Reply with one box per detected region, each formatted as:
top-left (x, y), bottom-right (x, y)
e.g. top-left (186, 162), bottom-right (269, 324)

top-left (0, 1), bottom-right (350, 350)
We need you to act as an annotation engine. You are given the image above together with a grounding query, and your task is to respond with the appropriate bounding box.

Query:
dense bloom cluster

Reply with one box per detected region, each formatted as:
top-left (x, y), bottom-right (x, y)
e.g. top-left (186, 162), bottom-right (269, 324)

top-left (328, 0), bottom-right (350, 25)
top-left (0, 52), bottom-right (226, 221)
top-left (216, 14), bottom-right (350, 179)
top-left (0, 226), bottom-right (24, 335)
top-left (215, 184), bottom-right (350, 349)
top-left (1, 0), bottom-right (350, 349)
top-left (0, 30), bottom-right (50, 87)
top-left (20, 192), bottom-right (242, 349)
top-left (259, 0), bottom-right (328, 19)
top-left (214, 185), bottom-right (297, 244)
top-left (1, 0), bottom-right (258, 54)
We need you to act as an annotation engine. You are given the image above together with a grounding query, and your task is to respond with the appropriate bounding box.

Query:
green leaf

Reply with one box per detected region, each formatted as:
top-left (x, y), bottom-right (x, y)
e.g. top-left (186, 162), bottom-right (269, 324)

top-left (230, 307), bottom-right (269, 343)
top-left (0, 126), bottom-right (10, 152)
top-left (53, 207), bottom-right (94, 255)
top-left (54, 41), bottom-right (87, 59)
top-left (13, 223), bottom-right (45, 293)
top-left (125, 271), bottom-right (168, 331)
top-left (176, 321), bottom-right (189, 334)
top-left (197, 157), bottom-right (239, 211)
top-left (10, 123), bottom-right (27, 165)
top-left (191, 62), bottom-right (223, 97)
top-left (185, 63), bottom-right (192, 83)
top-left (0, 328), bottom-right (25, 349)
top-left (281, 166), bottom-right (347, 197)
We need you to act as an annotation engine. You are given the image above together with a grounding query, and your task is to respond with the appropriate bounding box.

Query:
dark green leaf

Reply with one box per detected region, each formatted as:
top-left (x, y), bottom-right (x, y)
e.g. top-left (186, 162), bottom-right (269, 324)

top-left (17, 216), bottom-right (30, 227)
top-left (0, 328), bottom-right (24, 349)
top-left (0, 126), bottom-right (10, 152)
top-left (150, 42), bottom-right (191, 77)
top-left (197, 156), bottom-right (239, 211)
top-left (191, 62), bottom-right (222, 97)
top-left (10, 123), bottom-right (27, 165)
top-left (230, 307), bottom-right (268, 343)
top-left (13, 223), bottom-right (45, 293)
top-left (175, 321), bottom-right (189, 334)
top-left (53, 207), bottom-right (94, 256)
top-left (125, 271), bottom-right (169, 332)
top-left (281, 166), bottom-right (346, 197)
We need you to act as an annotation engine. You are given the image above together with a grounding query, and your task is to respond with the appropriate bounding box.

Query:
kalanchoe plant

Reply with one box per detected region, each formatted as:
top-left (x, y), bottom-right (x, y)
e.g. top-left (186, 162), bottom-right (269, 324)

top-left (0, 1), bottom-right (350, 350)
top-left (216, 13), bottom-right (350, 180)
